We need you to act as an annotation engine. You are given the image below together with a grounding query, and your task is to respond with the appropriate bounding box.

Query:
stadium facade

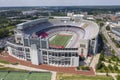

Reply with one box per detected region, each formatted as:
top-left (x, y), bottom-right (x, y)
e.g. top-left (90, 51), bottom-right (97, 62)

top-left (7, 16), bottom-right (99, 67)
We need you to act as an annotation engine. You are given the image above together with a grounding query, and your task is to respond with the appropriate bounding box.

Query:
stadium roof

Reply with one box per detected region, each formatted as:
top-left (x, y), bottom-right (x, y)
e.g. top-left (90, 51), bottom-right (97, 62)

top-left (17, 18), bottom-right (99, 40)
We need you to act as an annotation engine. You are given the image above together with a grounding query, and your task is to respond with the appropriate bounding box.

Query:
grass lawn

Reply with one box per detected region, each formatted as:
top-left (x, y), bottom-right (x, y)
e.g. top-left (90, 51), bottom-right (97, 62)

top-left (50, 34), bottom-right (72, 47)
top-left (28, 72), bottom-right (51, 80)
top-left (4, 72), bottom-right (28, 80)
top-left (0, 72), bottom-right (51, 80)
top-left (0, 60), bottom-right (10, 64)
top-left (5, 26), bottom-right (15, 30)
top-left (0, 67), bottom-right (26, 71)
top-left (0, 72), bottom-right (8, 78)
top-left (56, 73), bottom-right (113, 80)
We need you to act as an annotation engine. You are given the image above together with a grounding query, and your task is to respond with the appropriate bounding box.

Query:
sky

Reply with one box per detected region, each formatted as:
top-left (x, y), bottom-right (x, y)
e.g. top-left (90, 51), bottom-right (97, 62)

top-left (0, 0), bottom-right (120, 7)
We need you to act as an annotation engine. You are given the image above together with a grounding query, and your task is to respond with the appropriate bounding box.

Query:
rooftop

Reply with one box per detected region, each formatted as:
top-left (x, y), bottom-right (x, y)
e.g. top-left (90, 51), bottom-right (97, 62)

top-left (16, 18), bottom-right (99, 40)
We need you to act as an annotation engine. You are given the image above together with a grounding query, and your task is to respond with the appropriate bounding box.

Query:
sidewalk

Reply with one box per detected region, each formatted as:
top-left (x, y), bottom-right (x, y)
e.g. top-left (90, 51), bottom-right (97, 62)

top-left (89, 54), bottom-right (100, 73)
top-left (0, 63), bottom-right (48, 72)
top-left (96, 73), bottom-right (117, 80)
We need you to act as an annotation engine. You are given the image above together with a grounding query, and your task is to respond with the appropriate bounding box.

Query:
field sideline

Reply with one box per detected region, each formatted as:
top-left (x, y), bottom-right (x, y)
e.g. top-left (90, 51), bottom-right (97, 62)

top-left (50, 34), bottom-right (72, 48)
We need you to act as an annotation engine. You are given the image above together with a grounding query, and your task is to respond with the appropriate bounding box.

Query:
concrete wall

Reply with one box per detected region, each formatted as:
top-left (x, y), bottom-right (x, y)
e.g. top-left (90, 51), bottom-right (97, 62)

top-left (78, 39), bottom-right (89, 58)
top-left (30, 44), bottom-right (40, 65)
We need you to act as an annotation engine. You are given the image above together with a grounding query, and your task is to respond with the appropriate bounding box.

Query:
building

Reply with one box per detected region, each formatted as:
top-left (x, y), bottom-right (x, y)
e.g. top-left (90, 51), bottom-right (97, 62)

top-left (111, 27), bottom-right (120, 37)
top-left (6, 16), bottom-right (99, 67)
top-left (22, 10), bottom-right (40, 15)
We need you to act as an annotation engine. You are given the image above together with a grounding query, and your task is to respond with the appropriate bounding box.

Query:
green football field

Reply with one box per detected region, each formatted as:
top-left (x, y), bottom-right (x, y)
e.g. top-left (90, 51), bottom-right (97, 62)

top-left (50, 34), bottom-right (72, 47)
top-left (0, 71), bottom-right (51, 80)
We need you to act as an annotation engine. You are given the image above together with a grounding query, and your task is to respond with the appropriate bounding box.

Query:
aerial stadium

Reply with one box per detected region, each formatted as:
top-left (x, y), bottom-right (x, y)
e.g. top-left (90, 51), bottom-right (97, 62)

top-left (6, 15), bottom-right (99, 67)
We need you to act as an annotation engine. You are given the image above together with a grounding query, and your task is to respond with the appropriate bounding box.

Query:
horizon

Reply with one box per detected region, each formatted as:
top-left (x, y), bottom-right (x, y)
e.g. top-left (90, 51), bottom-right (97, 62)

top-left (0, 5), bottom-right (120, 7)
top-left (0, 0), bottom-right (120, 7)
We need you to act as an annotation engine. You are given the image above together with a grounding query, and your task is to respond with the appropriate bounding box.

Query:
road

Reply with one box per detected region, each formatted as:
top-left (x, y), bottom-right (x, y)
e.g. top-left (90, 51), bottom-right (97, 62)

top-left (101, 23), bottom-right (120, 57)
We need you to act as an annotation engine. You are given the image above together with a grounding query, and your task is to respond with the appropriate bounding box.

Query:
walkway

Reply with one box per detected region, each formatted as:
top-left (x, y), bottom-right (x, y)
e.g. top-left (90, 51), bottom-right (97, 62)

top-left (96, 73), bottom-right (117, 80)
top-left (90, 54), bottom-right (100, 73)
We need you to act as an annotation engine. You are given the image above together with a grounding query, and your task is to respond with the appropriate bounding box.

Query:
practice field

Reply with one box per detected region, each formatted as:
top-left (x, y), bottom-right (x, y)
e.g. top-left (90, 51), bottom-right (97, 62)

top-left (56, 73), bottom-right (113, 80)
top-left (50, 34), bottom-right (72, 48)
top-left (0, 71), bottom-right (51, 80)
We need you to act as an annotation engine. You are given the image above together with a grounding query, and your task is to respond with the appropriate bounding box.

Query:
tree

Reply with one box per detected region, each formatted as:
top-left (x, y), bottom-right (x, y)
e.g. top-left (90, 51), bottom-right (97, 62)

top-left (100, 22), bottom-right (104, 27)
top-left (114, 65), bottom-right (119, 71)
top-left (0, 28), bottom-right (9, 38)
top-left (108, 59), bottom-right (111, 63)
top-left (104, 65), bottom-right (108, 71)
top-left (116, 61), bottom-right (118, 65)
top-left (117, 75), bottom-right (120, 80)
top-left (106, 70), bottom-right (109, 76)
top-left (0, 47), bottom-right (4, 53)
top-left (112, 49), bottom-right (115, 54)
top-left (108, 64), bottom-right (114, 72)
top-left (96, 61), bottom-right (102, 70)
top-left (96, 61), bottom-right (105, 70)
top-left (106, 26), bottom-right (110, 30)
top-left (99, 51), bottom-right (105, 61)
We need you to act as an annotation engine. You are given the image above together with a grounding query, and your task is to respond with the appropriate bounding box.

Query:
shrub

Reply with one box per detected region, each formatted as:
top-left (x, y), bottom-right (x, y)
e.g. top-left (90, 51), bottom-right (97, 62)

top-left (114, 65), bottom-right (119, 71)
top-left (108, 64), bottom-right (114, 72)
top-left (81, 66), bottom-right (90, 71)
top-left (104, 65), bottom-right (108, 72)
top-left (76, 67), bottom-right (80, 70)
top-left (108, 59), bottom-right (111, 63)
top-left (106, 26), bottom-right (110, 30)
top-left (11, 62), bottom-right (19, 65)
top-left (0, 60), bottom-right (10, 64)
top-left (76, 66), bottom-right (90, 71)
top-left (117, 75), bottom-right (120, 80)
top-left (96, 61), bottom-right (105, 70)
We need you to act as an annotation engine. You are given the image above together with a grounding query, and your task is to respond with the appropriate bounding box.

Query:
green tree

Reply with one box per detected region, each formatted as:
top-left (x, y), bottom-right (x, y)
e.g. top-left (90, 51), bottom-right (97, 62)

top-left (106, 70), bottom-right (109, 76)
top-left (117, 75), bottom-right (120, 80)
top-left (100, 22), bottom-right (104, 27)
top-left (114, 65), bottom-right (119, 71)
top-left (108, 64), bottom-right (114, 72)
top-left (112, 49), bottom-right (115, 54)
top-left (108, 59), bottom-right (111, 63)
top-left (96, 61), bottom-right (105, 70)
top-left (106, 26), bottom-right (110, 30)
top-left (99, 51), bottom-right (105, 61)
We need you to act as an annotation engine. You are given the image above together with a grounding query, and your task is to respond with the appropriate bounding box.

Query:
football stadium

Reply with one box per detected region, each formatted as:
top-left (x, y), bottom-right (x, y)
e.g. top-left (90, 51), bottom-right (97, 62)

top-left (6, 15), bottom-right (99, 67)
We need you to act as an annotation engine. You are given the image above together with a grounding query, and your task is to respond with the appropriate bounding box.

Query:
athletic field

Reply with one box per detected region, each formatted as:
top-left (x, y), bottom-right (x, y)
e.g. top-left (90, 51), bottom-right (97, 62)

top-left (0, 71), bottom-right (51, 80)
top-left (50, 34), bottom-right (72, 48)
top-left (56, 73), bottom-right (113, 80)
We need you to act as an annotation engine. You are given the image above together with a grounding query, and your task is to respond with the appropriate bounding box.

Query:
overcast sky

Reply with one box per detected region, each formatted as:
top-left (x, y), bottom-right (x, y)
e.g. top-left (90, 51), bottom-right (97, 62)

top-left (0, 0), bottom-right (120, 7)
